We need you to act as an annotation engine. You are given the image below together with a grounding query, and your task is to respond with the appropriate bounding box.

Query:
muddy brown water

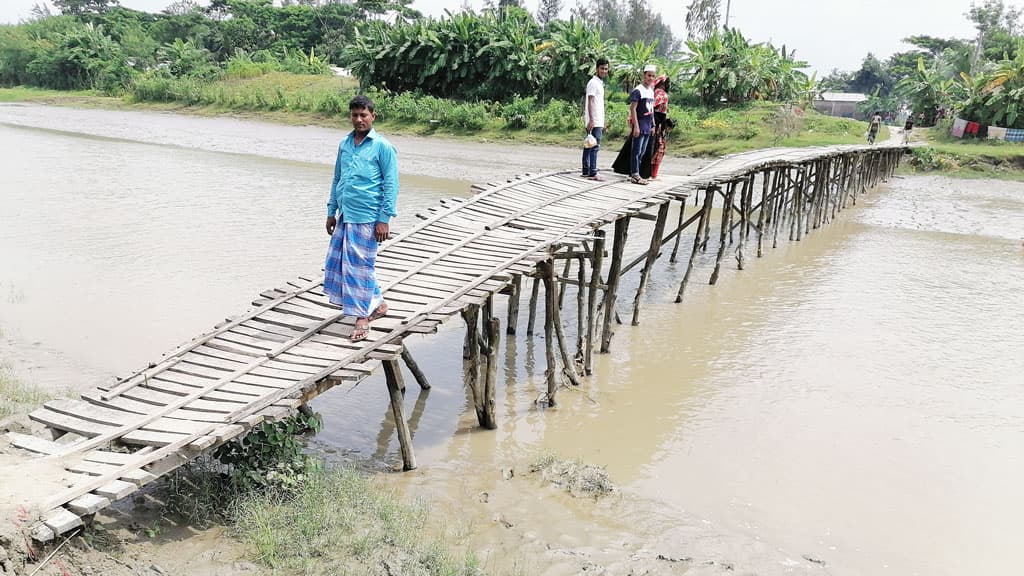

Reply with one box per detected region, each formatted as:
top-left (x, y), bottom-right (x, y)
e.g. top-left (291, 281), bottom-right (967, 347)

top-left (2, 104), bottom-right (1023, 575)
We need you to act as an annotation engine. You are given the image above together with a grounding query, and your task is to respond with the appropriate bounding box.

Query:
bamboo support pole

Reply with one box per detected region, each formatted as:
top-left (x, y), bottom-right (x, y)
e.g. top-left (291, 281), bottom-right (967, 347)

top-left (584, 229), bottom-right (605, 375)
top-left (669, 199), bottom-right (687, 262)
top-left (700, 188), bottom-right (714, 251)
top-left (482, 294), bottom-right (493, 349)
top-left (757, 169), bottom-right (769, 258)
top-left (540, 259), bottom-right (559, 406)
top-left (726, 181), bottom-right (738, 246)
top-left (600, 217), bottom-right (630, 353)
top-left (480, 317), bottom-right (499, 429)
top-left (631, 202), bottom-right (670, 326)
top-left (575, 254), bottom-right (586, 361)
top-left (383, 359), bottom-right (417, 471)
top-left (400, 347), bottom-right (431, 390)
top-left (557, 246), bottom-right (574, 309)
top-left (506, 275), bottom-right (521, 335)
top-left (710, 183), bottom-right (734, 285)
top-left (462, 304), bottom-right (480, 395)
top-left (675, 183), bottom-right (714, 302)
top-left (736, 176), bottom-right (752, 270)
top-left (526, 275), bottom-right (540, 336)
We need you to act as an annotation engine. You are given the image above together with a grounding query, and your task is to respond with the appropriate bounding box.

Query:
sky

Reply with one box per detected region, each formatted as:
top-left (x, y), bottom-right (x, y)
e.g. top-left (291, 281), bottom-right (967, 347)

top-left (0, 0), bottom-right (993, 75)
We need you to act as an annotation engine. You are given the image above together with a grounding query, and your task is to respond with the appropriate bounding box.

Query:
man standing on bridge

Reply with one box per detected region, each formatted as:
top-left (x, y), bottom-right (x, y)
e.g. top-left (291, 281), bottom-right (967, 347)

top-left (324, 94), bottom-right (399, 342)
top-left (582, 57), bottom-right (610, 180)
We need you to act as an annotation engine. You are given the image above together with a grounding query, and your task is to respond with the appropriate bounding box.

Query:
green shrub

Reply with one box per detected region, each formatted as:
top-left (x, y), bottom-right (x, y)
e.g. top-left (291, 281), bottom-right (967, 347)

top-left (443, 101), bottom-right (489, 130)
top-left (500, 94), bottom-right (535, 129)
top-left (530, 99), bottom-right (578, 132)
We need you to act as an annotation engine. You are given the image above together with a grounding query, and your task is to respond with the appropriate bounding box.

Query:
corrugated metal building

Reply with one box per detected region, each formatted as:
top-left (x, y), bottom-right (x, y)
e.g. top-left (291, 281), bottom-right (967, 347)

top-left (813, 92), bottom-right (868, 119)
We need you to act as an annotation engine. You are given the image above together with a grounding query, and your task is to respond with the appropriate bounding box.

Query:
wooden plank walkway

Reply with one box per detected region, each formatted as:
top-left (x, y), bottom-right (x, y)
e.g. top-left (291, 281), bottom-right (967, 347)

top-left (3, 141), bottom-right (908, 542)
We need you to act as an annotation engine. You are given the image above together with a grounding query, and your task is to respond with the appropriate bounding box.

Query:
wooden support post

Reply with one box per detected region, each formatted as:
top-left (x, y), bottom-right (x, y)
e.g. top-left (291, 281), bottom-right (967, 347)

top-left (383, 359), bottom-right (417, 471)
top-left (772, 169), bottom-right (784, 249)
top-left (480, 317), bottom-right (499, 429)
top-left (710, 183), bottom-right (734, 285)
top-left (462, 304), bottom-right (480, 384)
top-left (757, 169), bottom-right (769, 258)
top-left (557, 247), bottom-right (573, 309)
top-left (585, 229), bottom-right (606, 375)
top-left (726, 181), bottom-right (738, 245)
top-left (700, 188), bottom-right (714, 252)
top-left (669, 199), bottom-right (687, 263)
top-left (506, 274), bottom-right (521, 335)
top-left (482, 294), bottom-right (493, 348)
top-left (600, 217), bottom-right (630, 353)
top-left (526, 275), bottom-right (540, 336)
top-left (401, 347), bottom-right (431, 390)
top-left (383, 358), bottom-right (406, 393)
top-left (576, 254), bottom-right (586, 361)
top-left (549, 263), bottom-right (583, 388)
top-left (676, 185), bottom-right (714, 302)
top-left (736, 177), bottom-right (752, 270)
top-left (632, 202), bottom-right (670, 326)
top-left (539, 259), bottom-right (559, 406)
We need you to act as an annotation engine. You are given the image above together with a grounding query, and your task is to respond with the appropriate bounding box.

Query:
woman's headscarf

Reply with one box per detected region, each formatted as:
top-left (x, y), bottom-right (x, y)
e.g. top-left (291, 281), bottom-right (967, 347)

top-left (654, 75), bottom-right (669, 113)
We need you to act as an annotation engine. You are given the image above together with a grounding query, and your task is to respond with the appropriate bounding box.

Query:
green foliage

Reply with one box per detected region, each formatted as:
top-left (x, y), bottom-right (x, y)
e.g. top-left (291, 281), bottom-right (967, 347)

top-left (158, 38), bottom-right (218, 78)
top-left (571, 0), bottom-right (679, 56)
top-left (957, 39), bottom-right (1024, 128)
top-left (679, 28), bottom-right (811, 106)
top-left (0, 362), bottom-right (51, 420)
top-left (345, 10), bottom-right (544, 101)
top-left (214, 411), bottom-right (322, 493)
top-left (499, 94), bottom-right (536, 128)
top-left (233, 466), bottom-right (482, 574)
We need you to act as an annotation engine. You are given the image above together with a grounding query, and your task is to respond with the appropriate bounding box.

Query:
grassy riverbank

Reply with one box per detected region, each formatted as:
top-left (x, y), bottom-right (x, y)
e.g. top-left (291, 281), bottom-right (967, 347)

top-left (1, 74), bottom-right (869, 156)
top-left (901, 126), bottom-right (1024, 180)
top-left (0, 362), bottom-right (49, 420)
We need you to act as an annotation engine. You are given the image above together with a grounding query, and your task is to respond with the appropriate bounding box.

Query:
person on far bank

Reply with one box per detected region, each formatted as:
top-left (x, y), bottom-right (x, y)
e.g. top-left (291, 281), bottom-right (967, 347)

top-left (867, 110), bottom-right (882, 144)
top-left (628, 64), bottom-right (657, 185)
top-left (582, 57), bottom-right (610, 181)
top-left (324, 94), bottom-right (399, 342)
top-left (903, 117), bottom-right (914, 144)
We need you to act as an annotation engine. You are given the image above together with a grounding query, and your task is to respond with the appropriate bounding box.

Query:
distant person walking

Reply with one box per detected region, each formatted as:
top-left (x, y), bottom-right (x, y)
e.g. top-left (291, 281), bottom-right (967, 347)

top-left (867, 111), bottom-right (882, 144)
top-left (324, 94), bottom-right (399, 342)
top-left (903, 117), bottom-right (914, 144)
top-left (582, 57), bottom-right (610, 181)
top-left (627, 64), bottom-right (658, 184)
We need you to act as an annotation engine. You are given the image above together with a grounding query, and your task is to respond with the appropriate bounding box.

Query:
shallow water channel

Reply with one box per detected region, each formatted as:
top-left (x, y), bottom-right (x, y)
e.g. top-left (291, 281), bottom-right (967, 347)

top-left (1, 104), bottom-right (1023, 575)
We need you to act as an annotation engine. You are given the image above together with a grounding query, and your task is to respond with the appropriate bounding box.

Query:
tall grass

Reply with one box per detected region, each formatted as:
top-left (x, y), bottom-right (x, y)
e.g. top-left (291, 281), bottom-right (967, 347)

top-left (232, 466), bottom-right (482, 575)
top-left (0, 363), bottom-right (50, 419)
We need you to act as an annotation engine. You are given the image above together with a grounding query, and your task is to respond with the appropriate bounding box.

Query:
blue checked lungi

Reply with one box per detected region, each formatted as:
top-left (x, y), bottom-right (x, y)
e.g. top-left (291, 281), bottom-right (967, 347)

top-left (1006, 128), bottom-right (1024, 142)
top-left (323, 222), bottom-right (383, 318)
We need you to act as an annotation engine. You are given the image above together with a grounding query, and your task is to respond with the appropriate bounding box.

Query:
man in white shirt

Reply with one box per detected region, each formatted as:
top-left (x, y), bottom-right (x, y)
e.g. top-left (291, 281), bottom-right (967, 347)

top-left (582, 57), bottom-right (610, 181)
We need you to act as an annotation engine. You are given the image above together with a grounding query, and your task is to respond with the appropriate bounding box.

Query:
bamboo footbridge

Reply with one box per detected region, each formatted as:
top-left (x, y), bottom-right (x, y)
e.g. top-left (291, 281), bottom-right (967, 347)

top-left (5, 142), bottom-right (907, 542)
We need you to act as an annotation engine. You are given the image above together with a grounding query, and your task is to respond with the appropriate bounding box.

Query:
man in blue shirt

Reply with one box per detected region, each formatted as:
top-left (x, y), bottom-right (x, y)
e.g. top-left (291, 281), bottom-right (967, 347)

top-left (324, 95), bottom-right (399, 342)
top-left (628, 64), bottom-right (657, 185)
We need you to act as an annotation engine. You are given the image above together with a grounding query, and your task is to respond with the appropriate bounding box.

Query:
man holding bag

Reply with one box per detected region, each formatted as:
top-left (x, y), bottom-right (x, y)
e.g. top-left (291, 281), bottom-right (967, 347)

top-left (582, 57), bottom-right (609, 181)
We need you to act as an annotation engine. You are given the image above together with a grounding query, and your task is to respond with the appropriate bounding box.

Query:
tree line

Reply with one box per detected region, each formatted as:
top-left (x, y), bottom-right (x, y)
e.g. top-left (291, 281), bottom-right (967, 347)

top-left (0, 0), bottom-right (812, 112)
top-left (819, 0), bottom-right (1024, 128)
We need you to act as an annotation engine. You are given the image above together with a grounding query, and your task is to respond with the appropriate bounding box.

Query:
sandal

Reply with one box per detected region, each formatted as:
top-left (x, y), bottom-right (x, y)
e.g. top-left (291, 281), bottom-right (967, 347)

top-left (351, 321), bottom-right (370, 342)
top-left (629, 175), bottom-right (649, 185)
top-left (369, 301), bottom-right (388, 321)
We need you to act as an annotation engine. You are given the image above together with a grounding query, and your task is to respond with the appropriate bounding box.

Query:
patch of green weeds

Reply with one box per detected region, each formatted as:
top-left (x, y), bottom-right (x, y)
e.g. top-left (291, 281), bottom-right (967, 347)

top-left (232, 466), bottom-right (483, 575)
top-left (0, 362), bottom-right (50, 420)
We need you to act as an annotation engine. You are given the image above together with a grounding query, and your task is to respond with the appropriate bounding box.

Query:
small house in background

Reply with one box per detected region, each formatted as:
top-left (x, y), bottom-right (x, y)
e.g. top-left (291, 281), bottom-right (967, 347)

top-left (813, 92), bottom-right (868, 119)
